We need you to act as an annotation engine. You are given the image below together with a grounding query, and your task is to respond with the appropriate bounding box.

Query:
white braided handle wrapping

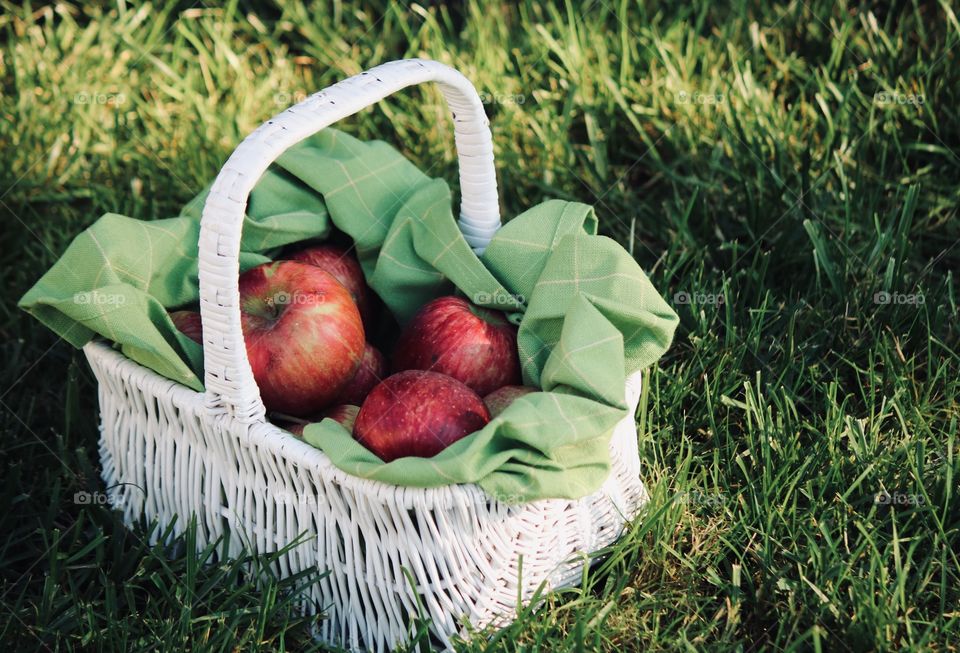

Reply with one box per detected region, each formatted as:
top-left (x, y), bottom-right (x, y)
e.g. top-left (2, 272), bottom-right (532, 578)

top-left (198, 59), bottom-right (500, 421)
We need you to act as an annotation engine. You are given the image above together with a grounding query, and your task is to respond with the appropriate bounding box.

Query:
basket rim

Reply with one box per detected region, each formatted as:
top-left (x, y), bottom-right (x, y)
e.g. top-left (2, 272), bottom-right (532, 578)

top-left (84, 338), bottom-right (643, 511)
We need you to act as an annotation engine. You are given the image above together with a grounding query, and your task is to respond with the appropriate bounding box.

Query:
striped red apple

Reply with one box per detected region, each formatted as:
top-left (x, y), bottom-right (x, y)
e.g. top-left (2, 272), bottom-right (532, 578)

top-left (392, 296), bottom-right (520, 396)
top-left (239, 260), bottom-right (364, 417)
top-left (354, 370), bottom-right (490, 461)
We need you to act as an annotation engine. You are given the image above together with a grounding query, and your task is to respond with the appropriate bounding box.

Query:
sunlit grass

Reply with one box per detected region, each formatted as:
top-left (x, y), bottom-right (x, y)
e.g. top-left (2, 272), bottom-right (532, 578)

top-left (1, 1), bottom-right (958, 650)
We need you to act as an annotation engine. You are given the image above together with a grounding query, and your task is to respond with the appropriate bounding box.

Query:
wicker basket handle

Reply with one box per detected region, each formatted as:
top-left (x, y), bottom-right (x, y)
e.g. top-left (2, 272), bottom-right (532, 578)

top-left (198, 59), bottom-right (500, 421)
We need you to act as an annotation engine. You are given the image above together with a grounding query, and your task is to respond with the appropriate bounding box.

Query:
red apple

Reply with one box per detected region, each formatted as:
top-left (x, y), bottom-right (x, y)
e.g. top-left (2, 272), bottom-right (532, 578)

top-left (354, 370), bottom-right (490, 461)
top-left (282, 404), bottom-right (359, 437)
top-left (336, 342), bottom-right (387, 405)
top-left (392, 296), bottom-right (521, 396)
top-left (169, 310), bottom-right (203, 344)
top-left (289, 244), bottom-right (373, 323)
top-left (239, 260), bottom-right (365, 416)
top-left (281, 420), bottom-right (307, 437)
top-left (483, 385), bottom-right (536, 417)
top-left (323, 404), bottom-right (360, 432)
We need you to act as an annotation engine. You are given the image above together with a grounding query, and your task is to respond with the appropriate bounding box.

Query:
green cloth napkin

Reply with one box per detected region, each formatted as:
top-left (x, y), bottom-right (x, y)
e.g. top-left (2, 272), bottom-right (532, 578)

top-left (19, 128), bottom-right (678, 503)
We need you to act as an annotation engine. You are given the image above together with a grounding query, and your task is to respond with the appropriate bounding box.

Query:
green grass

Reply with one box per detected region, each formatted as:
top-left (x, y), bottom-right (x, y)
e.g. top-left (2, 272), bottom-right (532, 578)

top-left (2, 0), bottom-right (959, 650)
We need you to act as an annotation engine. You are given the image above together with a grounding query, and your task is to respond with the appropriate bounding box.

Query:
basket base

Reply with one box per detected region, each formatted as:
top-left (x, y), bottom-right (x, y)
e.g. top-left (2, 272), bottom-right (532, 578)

top-left (85, 340), bottom-right (648, 652)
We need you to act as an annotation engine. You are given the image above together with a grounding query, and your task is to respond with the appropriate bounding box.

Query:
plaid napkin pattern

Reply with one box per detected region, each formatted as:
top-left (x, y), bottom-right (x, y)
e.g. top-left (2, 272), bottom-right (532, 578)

top-left (20, 128), bottom-right (678, 502)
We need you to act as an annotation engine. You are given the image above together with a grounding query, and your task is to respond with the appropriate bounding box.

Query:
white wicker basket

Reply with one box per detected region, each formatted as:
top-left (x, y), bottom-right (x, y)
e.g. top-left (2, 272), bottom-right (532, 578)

top-left (85, 59), bottom-right (649, 652)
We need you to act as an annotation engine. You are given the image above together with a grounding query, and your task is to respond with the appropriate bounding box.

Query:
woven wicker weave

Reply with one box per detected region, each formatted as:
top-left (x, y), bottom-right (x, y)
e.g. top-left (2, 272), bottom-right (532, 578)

top-left (86, 59), bottom-right (649, 652)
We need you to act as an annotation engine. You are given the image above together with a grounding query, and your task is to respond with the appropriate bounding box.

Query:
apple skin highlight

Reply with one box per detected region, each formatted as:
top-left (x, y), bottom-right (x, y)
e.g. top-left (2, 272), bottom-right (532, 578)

top-left (239, 261), bottom-right (365, 417)
top-left (289, 244), bottom-right (373, 324)
top-left (336, 342), bottom-right (387, 405)
top-left (354, 370), bottom-right (490, 462)
top-left (392, 296), bottom-right (521, 396)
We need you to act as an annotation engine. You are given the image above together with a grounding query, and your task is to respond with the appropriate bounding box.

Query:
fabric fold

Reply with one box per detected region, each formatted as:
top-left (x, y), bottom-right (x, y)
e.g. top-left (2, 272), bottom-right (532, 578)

top-left (19, 127), bottom-right (678, 502)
